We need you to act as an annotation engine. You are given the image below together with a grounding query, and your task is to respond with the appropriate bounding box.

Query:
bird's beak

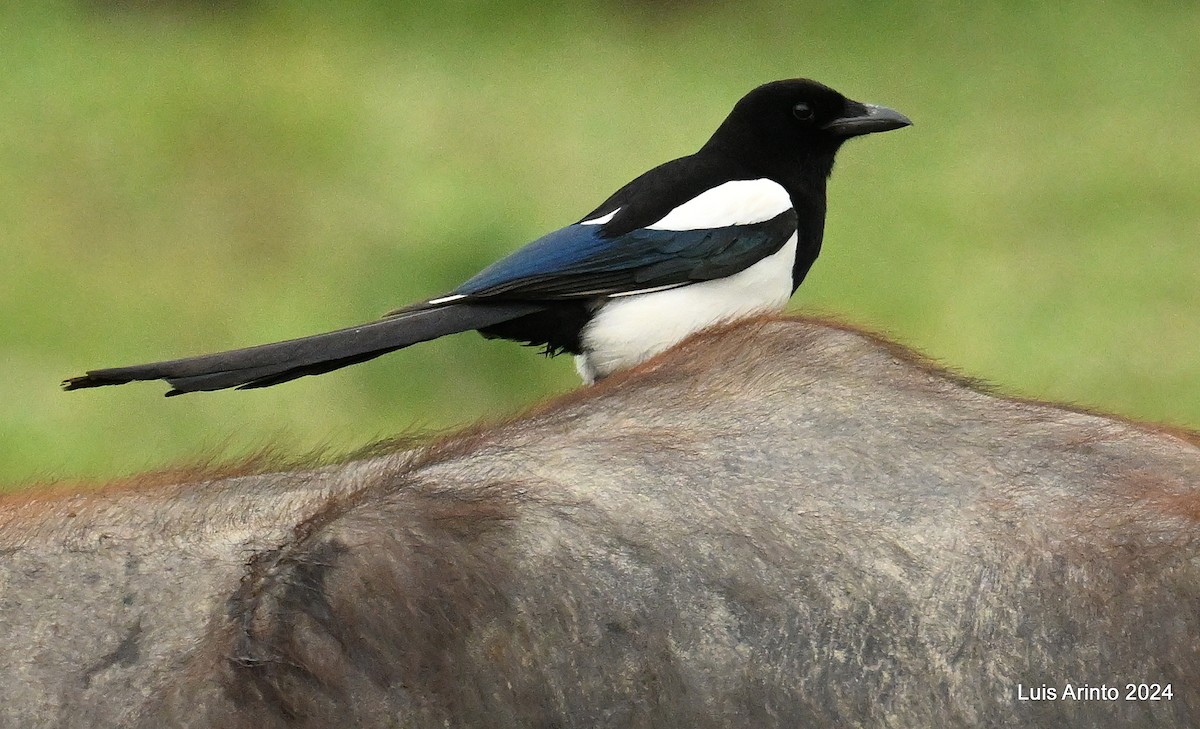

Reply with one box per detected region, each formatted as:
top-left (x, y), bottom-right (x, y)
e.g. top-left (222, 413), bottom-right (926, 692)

top-left (823, 103), bottom-right (912, 138)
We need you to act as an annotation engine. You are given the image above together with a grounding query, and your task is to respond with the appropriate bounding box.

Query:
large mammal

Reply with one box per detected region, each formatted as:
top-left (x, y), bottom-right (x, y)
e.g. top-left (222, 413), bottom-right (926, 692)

top-left (5, 315), bottom-right (1199, 727)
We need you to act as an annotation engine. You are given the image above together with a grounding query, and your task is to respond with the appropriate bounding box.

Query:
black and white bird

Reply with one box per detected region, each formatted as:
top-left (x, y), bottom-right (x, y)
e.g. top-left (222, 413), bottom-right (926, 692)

top-left (64, 78), bottom-right (909, 396)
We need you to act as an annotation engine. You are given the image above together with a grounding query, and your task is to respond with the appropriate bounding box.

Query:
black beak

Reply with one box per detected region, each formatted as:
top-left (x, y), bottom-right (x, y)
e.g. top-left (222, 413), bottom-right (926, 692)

top-left (823, 103), bottom-right (912, 138)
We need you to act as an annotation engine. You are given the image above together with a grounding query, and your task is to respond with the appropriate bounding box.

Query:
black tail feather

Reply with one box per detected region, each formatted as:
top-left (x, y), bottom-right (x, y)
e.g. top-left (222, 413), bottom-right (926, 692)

top-left (63, 302), bottom-right (543, 396)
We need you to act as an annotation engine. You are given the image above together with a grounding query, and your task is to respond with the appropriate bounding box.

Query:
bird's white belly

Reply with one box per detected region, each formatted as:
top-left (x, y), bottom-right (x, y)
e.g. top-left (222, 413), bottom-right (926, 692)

top-left (575, 233), bottom-right (798, 383)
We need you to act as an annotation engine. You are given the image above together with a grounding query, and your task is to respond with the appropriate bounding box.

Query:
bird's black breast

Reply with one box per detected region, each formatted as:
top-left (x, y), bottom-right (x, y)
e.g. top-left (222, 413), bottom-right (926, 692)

top-left (788, 190), bottom-right (827, 292)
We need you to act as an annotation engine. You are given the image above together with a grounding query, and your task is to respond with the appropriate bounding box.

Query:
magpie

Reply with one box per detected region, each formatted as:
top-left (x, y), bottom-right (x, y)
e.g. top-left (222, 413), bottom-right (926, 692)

top-left (63, 78), bottom-right (909, 396)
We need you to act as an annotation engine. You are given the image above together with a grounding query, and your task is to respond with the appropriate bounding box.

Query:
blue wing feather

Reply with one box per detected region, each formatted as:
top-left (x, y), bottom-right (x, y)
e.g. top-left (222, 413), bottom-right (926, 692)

top-left (455, 209), bottom-right (798, 300)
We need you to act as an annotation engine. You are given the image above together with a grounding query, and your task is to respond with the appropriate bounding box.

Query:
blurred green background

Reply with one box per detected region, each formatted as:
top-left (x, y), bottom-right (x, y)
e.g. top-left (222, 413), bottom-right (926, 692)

top-left (3, 1), bottom-right (1198, 487)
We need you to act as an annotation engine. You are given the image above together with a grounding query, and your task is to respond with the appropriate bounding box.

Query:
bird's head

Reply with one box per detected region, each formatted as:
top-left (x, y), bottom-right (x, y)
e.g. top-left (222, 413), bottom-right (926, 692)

top-left (703, 78), bottom-right (911, 184)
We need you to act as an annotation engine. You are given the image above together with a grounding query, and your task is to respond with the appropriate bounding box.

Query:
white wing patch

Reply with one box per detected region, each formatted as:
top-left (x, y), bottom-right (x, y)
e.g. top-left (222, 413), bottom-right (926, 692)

top-left (426, 294), bottom-right (467, 305)
top-left (581, 179), bottom-right (790, 232)
top-left (648, 179), bottom-right (791, 231)
top-left (580, 210), bottom-right (618, 226)
top-left (606, 283), bottom-right (684, 298)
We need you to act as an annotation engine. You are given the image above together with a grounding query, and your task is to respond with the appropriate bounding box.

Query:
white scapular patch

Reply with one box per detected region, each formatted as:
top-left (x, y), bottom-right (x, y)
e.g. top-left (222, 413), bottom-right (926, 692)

top-left (648, 179), bottom-right (791, 231)
top-left (575, 232), bottom-right (798, 383)
top-left (426, 294), bottom-right (467, 305)
top-left (606, 283), bottom-right (683, 297)
top-left (580, 210), bottom-right (618, 226)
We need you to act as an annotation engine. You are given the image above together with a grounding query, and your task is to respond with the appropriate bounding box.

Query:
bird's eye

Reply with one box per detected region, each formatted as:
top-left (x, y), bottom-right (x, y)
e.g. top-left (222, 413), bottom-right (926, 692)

top-left (792, 102), bottom-right (815, 121)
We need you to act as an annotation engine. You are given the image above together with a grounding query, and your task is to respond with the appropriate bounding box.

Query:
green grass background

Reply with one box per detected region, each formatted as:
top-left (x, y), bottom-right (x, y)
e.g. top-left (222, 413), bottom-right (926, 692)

top-left (3, 1), bottom-right (1198, 487)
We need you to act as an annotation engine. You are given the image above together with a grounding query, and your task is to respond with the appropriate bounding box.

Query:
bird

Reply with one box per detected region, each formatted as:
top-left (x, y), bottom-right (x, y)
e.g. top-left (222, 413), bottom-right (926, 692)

top-left (63, 78), bottom-right (910, 396)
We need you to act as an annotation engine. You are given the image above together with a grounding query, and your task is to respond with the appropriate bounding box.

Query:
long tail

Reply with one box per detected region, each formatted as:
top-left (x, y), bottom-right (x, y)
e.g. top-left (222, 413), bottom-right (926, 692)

top-left (62, 302), bottom-right (543, 396)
